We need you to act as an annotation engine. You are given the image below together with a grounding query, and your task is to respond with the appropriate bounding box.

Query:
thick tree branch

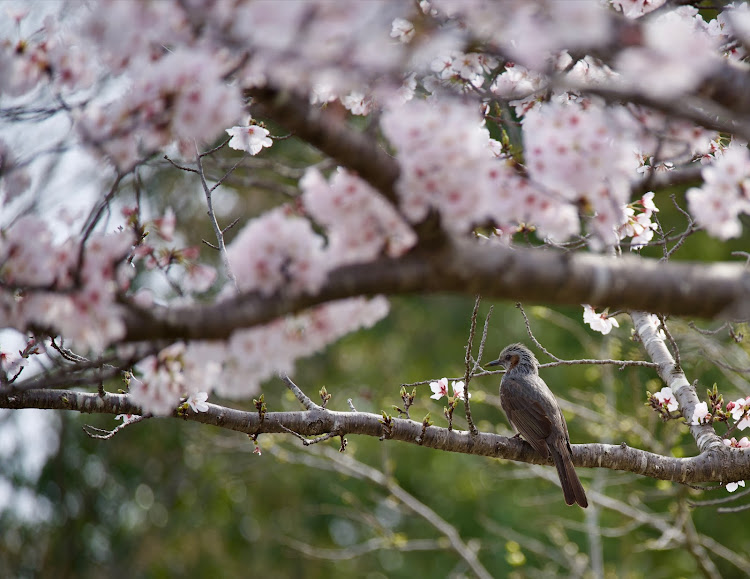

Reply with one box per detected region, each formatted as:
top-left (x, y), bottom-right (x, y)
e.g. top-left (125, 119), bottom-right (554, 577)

top-left (246, 86), bottom-right (400, 205)
top-left (121, 241), bottom-right (750, 343)
top-left (3, 388), bottom-right (748, 485)
top-left (631, 311), bottom-right (724, 453)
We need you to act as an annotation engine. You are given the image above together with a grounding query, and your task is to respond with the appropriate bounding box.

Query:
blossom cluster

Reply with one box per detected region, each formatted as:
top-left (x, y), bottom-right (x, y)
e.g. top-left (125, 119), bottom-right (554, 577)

top-left (726, 396), bottom-right (750, 430)
top-left (686, 144), bottom-right (750, 240)
top-left (615, 7), bottom-right (718, 99)
top-left (582, 306), bottom-right (620, 335)
top-left (381, 98), bottom-right (581, 238)
top-left (301, 167), bottom-right (416, 266)
top-left (522, 100), bottom-right (640, 245)
top-left (131, 297), bottom-right (389, 415)
top-left (77, 48), bottom-right (244, 170)
top-left (652, 387), bottom-right (679, 412)
top-left (381, 96), bottom-right (670, 248)
top-left (690, 395), bottom-right (750, 432)
top-left (617, 192), bottom-right (659, 249)
top-left (226, 206), bottom-right (327, 297)
top-left (0, 216), bottom-right (135, 352)
top-left (433, 0), bottom-right (613, 70)
top-left (429, 377), bottom-right (469, 401)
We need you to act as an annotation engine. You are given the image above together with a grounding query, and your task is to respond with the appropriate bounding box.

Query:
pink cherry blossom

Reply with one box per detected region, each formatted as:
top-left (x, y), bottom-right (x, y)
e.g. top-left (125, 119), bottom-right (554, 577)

top-left (430, 377), bottom-right (450, 400)
top-left (301, 167), bottom-right (416, 265)
top-left (583, 305), bottom-right (620, 335)
top-left (226, 125), bottom-right (273, 155)
top-left (611, 0), bottom-right (666, 19)
top-left (187, 392), bottom-right (210, 413)
top-left (451, 380), bottom-right (470, 401)
top-left (687, 144), bottom-right (750, 240)
top-left (690, 402), bottom-right (711, 426)
top-left (653, 387), bottom-right (679, 412)
top-left (226, 207), bottom-right (328, 296)
top-left (616, 8), bottom-right (718, 99)
top-left (390, 18), bottom-right (415, 43)
top-left (723, 437), bottom-right (750, 449)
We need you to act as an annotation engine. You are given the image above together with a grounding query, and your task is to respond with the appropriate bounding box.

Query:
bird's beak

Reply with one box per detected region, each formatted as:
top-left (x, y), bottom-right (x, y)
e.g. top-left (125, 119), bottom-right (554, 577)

top-left (486, 359), bottom-right (501, 367)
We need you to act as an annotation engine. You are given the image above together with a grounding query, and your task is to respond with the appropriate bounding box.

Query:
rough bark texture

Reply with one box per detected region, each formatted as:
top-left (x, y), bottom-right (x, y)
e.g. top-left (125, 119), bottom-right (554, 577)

top-left (121, 241), bottom-right (750, 343)
top-left (3, 388), bottom-right (746, 484)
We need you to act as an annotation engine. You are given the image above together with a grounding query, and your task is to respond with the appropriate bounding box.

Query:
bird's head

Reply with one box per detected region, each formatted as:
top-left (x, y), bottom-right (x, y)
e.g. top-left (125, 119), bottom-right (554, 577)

top-left (487, 343), bottom-right (539, 374)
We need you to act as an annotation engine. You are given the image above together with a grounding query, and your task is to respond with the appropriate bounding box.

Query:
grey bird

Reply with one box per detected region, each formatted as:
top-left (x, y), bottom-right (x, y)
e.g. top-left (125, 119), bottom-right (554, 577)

top-left (488, 343), bottom-right (588, 508)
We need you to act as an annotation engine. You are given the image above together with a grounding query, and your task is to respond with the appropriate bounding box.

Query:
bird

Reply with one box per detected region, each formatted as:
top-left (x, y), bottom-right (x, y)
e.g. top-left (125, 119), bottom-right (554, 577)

top-left (487, 343), bottom-right (588, 508)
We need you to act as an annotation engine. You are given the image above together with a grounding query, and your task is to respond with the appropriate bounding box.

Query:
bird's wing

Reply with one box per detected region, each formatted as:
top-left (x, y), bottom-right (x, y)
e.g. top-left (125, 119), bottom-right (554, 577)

top-left (501, 377), bottom-right (552, 458)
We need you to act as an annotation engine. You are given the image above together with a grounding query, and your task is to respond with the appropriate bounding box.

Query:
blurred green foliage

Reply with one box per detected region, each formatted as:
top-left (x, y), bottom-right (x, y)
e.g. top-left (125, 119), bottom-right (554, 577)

top-left (4, 293), bottom-right (750, 578)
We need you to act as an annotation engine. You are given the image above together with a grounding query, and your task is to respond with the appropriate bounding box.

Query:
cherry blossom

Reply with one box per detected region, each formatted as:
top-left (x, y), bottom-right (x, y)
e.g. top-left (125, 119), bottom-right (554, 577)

top-left (226, 207), bottom-right (327, 296)
top-left (653, 387), bottom-right (679, 412)
top-left (226, 124), bottom-right (274, 155)
top-left (430, 378), bottom-right (449, 400)
top-left (723, 437), bottom-right (750, 449)
top-left (617, 192), bottom-right (660, 249)
top-left (187, 392), bottom-right (210, 413)
top-left (690, 402), bottom-right (711, 426)
top-left (490, 63), bottom-right (546, 116)
top-left (728, 396), bottom-right (750, 430)
top-left (390, 18), bottom-right (415, 43)
top-left (615, 7), bottom-right (718, 99)
top-left (435, 0), bottom-right (612, 70)
top-left (583, 306), bottom-right (620, 335)
top-left (726, 480), bottom-right (745, 493)
top-left (523, 100), bottom-right (639, 246)
top-left (686, 143), bottom-right (750, 240)
top-left (77, 47), bottom-right (244, 169)
top-left (382, 98), bottom-right (546, 236)
top-left (451, 380), bottom-right (470, 401)
top-left (1, 215), bottom-right (135, 352)
top-left (0, 349), bottom-right (28, 377)
top-left (301, 167), bottom-right (416, 265)
top-left (216, 297), bottom-right (390, 400)
top-left (611, 0), bottom-right (666, 19)
top-left (429, 378), bottom-right (470, 401)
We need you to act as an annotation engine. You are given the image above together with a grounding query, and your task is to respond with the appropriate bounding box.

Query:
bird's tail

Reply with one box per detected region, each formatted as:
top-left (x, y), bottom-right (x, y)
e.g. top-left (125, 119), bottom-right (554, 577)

top-left (551, 445), bottom-right (588, 508)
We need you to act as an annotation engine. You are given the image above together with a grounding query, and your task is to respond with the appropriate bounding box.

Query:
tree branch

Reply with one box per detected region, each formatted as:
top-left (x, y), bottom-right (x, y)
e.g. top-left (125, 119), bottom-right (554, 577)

top-left (246, 86), bottom-right (400, 205)
top-left (120, 240), bottom-right (750, 343)
top-left (2, 387), bottom-right (746, 485)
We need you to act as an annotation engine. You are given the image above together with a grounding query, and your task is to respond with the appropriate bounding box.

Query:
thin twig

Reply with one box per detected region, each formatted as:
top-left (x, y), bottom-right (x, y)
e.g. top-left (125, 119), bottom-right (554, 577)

top-left (516, 303), bottom-right (658, 369)
top-left (689, 487), bottom-right (750, 507)
top-left (475, 305), bottom-right (494, 372)
top-left (82, 415), bottom-right (146, 439)
top-left (400, 355), bottom-right (662, 387)
top-left (462, 296), bottom-right (480, 436)
top-left (657, 314), bottom-right (682, 371)
top-left (279, 424), bottom-right (340, 446)
top-left (517, 302), bottom-right (561, 361)
top-left (688, 321), bottom-right (729, 336)
top-left (199, 137), bottom-right (231, 158)
top-left (281, 375), bottom-right (322, 411)
top-left (194, 141), bottom-right (239, 291)
top-left (717, 502), bottom-right (750, 514)
top-left (163, 155), bottom-right (198, 173)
